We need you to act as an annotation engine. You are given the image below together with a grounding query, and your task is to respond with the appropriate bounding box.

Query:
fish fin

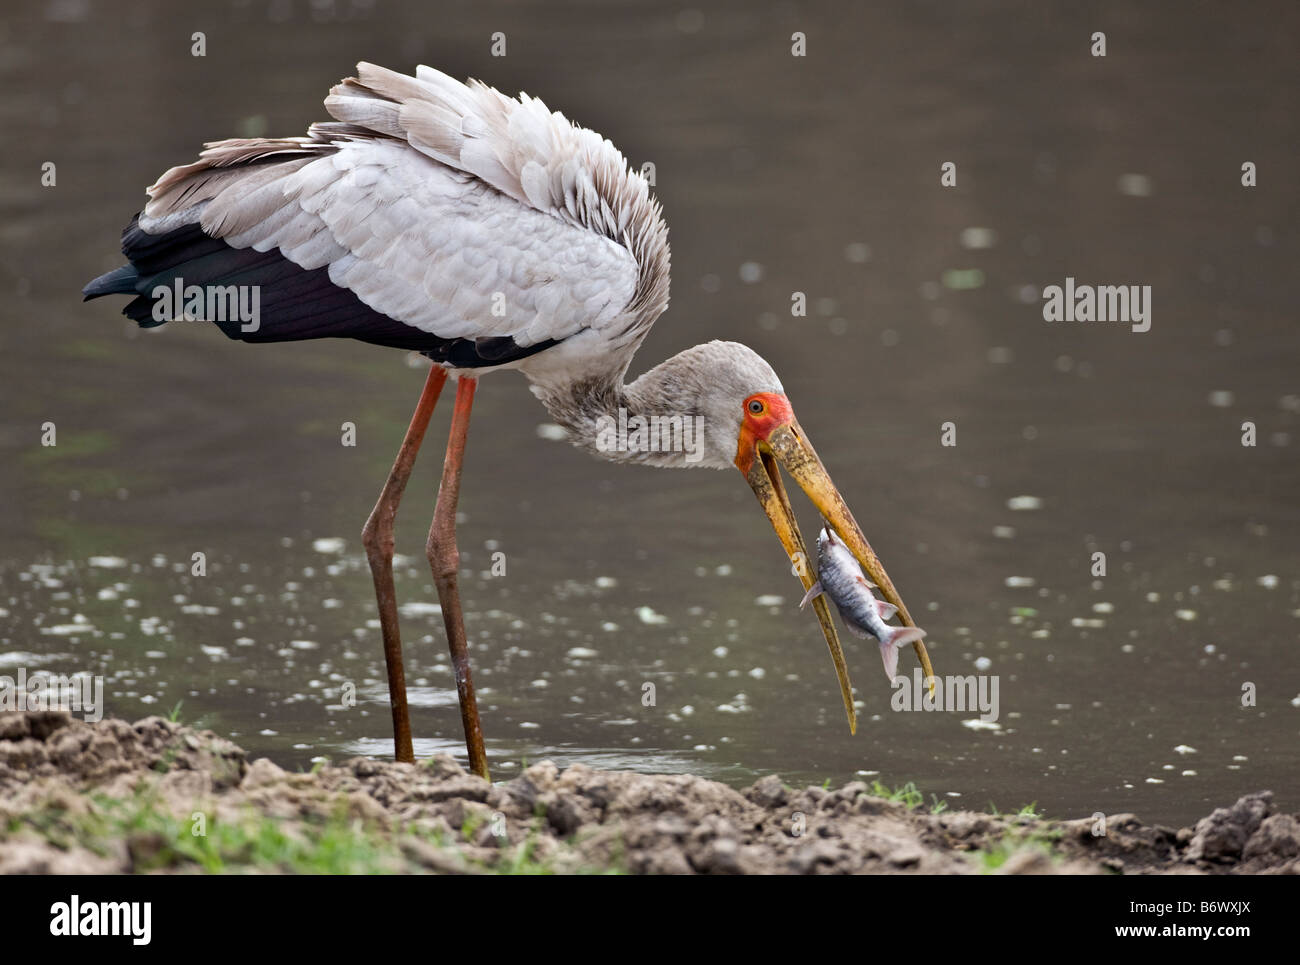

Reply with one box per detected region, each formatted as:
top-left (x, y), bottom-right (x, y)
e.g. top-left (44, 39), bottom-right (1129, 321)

top-left (798, 581), bottom-right (824, 610)
top-left (874, 599), bottom-right (898, 620)
top-left (853, 574), bottom-right (877, 590)
top-left (879, 626), bottom-right (927, 682)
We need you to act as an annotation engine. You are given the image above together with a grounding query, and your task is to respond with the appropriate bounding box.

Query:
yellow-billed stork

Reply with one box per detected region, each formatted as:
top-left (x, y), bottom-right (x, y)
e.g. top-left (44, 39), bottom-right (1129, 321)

top-left (85, 63), bottom-right (934, 779)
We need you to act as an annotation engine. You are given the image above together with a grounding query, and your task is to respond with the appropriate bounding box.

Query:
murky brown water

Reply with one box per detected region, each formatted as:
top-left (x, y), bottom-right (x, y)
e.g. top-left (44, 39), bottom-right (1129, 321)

top-left (2, 0), bottom-right (1297, 825)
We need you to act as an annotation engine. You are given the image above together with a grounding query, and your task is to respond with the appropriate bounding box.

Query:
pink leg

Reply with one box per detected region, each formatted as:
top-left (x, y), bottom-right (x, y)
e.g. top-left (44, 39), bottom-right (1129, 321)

top-left (426, 377), bottom-right (490, 780)
top-left (361, 365), bottom-right (448, 763)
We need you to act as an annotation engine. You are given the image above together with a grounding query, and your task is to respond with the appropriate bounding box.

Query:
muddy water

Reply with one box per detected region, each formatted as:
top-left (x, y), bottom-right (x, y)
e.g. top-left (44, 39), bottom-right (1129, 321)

top-left (1, 0), bottom-right (1297, 825)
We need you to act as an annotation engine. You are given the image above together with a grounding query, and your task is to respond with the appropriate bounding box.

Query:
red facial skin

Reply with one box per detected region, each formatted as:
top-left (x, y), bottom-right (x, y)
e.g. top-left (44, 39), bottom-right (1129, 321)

top-left (734, 392), bottom-right (795, 475)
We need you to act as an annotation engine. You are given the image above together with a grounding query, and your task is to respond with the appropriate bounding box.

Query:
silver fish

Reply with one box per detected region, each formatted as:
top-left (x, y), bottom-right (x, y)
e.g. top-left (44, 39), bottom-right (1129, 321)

top-left (800, 523), bottom-right (926, 682)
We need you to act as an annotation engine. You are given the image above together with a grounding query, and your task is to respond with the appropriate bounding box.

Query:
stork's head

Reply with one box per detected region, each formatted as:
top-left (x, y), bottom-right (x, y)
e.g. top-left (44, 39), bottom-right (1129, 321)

top-left (660, 341), bottom-right (928, 731)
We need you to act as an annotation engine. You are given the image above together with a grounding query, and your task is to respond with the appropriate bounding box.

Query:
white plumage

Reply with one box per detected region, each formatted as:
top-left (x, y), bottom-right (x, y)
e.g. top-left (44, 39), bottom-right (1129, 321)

top-left (143, 62), bottom-right (670, 372)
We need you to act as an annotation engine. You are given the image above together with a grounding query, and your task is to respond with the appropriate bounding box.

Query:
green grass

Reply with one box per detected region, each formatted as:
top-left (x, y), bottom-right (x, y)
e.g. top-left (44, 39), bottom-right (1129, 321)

top-left (847, 778), bottom-right (1053, 822)
top-left (867, 779), bottom-right (924, 808)
top-left (854, 783), bottom-right (1071, 871)
top-left (12, 789), bottom-right (401, 873)
top-left (968, 839), bottom-right (1059, 873)
top-left (5, 783), bottom-right (624, 875)
top-left (987, 801), bottom-right (1048, 821)
top-left (863, 780), bottom-right (949, 814)
top-left (965, 809), bottom-right (1067, 872)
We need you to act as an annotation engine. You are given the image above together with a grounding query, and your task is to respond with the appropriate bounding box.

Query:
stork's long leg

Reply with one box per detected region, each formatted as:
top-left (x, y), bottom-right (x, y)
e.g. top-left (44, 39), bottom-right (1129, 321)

top-left (361, 365), bottom-right (448, 764)
top-left (426, 376), bottom-right (490, 780)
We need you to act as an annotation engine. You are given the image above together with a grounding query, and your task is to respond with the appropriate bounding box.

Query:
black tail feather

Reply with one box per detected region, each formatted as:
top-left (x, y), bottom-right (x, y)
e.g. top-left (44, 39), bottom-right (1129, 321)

top-left (82, 264), bottom-right (139, 300)
top-left (83, 214), bottom-right (563, 367)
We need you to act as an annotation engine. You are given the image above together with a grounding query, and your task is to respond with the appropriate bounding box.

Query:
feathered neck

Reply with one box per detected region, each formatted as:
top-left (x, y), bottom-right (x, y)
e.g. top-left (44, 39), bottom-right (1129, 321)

top-left (524, 339), bottom-right (784, 471)
top-left (528, 362), bottom-right (717, 469)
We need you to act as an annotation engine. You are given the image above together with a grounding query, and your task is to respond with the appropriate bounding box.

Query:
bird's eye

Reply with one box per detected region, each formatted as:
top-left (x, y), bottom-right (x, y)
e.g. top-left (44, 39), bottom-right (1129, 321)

top-left (747, 399), bottom-right (765, 415)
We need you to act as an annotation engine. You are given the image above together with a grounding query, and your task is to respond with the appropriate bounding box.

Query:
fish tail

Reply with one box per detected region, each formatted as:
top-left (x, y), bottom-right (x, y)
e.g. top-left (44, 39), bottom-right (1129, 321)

top-left (879, 626), bottom-right (927, 681)
top-left (798, 581), bottom-right (824, 610)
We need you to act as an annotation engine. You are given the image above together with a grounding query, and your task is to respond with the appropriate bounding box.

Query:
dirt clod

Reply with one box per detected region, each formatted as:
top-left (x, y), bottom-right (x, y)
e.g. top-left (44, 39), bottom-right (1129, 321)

top-left (0, 711), bottom-right (1294, 874)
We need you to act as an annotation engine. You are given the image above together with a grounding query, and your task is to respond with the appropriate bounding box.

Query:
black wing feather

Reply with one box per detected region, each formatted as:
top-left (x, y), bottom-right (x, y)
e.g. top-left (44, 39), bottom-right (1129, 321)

top-left (83, 216), bottom-right (560, 367)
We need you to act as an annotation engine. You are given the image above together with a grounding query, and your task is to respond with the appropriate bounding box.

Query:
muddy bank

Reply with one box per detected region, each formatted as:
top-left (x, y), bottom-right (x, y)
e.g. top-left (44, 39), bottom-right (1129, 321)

top-left (0, 711), bottom-right (1295, 874)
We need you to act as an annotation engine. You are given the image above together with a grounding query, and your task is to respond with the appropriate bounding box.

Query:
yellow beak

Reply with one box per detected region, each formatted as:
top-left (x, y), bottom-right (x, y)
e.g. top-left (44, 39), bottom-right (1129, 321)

top-left (742, 420), bottom-right (936, 731)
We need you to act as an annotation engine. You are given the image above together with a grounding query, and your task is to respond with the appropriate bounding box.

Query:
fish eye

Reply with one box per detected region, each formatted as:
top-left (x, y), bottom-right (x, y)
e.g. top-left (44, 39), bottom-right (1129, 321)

top-left (747, 399), bottom-right (765, 415)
